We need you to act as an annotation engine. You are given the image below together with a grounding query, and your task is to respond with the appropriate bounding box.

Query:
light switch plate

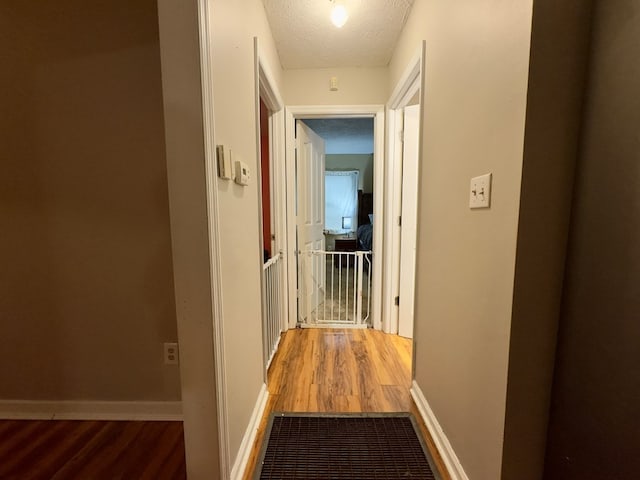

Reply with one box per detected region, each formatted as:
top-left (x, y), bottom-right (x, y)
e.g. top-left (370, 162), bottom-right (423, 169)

top-left (216, 145), bottom-right (232, 180)
top-left (470, 173), bottom-right (492, 208)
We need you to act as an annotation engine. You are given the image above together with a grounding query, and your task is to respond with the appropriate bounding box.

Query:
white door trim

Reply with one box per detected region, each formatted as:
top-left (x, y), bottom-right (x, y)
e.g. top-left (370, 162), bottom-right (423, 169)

top-left (158, 0), bottom-right (229, 478)
top-left (254, 39), bottom-right (287, 380)
top-left (398, 104), bottom-right (420, 338)
top-left (285, 105), bottom-right (385, 330)
top-left (383, 43), bottom-right (426, 335)
top-left (196, 0), bottom-right (230, 476)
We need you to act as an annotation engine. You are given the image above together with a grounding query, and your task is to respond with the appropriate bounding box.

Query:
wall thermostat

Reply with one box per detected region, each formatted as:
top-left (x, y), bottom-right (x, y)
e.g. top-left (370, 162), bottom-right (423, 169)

top-left (234, 160), bottom-right (250, 186)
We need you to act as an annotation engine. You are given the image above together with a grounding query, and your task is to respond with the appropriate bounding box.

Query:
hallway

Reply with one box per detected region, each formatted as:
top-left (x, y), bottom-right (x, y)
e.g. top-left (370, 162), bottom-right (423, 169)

top-left (244, 328), bottom-right (449, 478)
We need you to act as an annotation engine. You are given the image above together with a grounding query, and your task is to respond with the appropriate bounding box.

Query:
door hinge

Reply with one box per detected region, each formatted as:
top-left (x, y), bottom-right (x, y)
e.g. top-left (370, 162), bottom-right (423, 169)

top-left (398, 216), bottom-right (402, 227)
top-left (394, 296), bottom-right (400, 306)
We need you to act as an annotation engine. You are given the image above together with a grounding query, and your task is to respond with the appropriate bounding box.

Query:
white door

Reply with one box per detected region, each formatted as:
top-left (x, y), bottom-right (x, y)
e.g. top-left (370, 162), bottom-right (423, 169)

top-left (296, 121), bottom-right (326, 323)
top-left (398, 105), bottom-right (420, 338)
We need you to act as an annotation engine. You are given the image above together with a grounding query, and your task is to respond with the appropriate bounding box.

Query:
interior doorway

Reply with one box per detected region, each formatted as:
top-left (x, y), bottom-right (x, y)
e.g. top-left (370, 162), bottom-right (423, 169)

top-left (285, 106), bottom-right (385, 331)
top-left (296, 117), bottom-right (375, 327)
top-left (384, 44), bottom-right (425, 339)
top-left (255, 40), bottom-right (287, 375)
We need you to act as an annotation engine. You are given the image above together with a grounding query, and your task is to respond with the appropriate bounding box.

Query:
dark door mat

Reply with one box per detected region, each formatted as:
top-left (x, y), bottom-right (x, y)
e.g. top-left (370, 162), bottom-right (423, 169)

top-left (255, 413), bottom-right (442, 479)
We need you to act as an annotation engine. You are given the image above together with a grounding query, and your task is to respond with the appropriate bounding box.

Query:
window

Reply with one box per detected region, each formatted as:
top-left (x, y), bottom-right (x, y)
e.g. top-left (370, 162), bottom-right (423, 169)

top-left (325, 170), bottom-right (358, 234)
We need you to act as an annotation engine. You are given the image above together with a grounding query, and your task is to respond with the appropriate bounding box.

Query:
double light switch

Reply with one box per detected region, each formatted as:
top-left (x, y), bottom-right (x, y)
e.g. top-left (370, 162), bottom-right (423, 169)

top-left (469, 173), bottom-right (492, 209)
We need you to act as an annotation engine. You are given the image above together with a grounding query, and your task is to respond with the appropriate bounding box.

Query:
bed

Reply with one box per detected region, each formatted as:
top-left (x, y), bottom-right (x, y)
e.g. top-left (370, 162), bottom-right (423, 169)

top-left (356, 191), bottom-right (373, 251)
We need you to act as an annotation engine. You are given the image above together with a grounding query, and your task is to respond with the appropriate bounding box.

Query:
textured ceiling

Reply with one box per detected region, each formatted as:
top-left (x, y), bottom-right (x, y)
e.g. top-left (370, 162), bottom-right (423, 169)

top-left (302, 118), bottom-right (374, 154)
top-left (262, 0), bottom-right (415, 69)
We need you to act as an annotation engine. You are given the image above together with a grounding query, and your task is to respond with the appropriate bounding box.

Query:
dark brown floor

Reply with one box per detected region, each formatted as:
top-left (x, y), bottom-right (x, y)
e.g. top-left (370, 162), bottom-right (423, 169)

top-left (0, 419), bottom-right (185, 479)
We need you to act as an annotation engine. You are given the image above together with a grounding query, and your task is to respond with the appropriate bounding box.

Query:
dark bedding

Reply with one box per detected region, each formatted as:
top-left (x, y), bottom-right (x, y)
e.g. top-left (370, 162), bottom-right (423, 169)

top-left (357, 224), bottom-right (373, 251)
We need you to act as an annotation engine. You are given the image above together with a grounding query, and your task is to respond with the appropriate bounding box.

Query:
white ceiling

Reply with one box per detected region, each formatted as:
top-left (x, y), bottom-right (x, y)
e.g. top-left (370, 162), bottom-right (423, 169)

top-left (262, 0), bottom-right (415, 69)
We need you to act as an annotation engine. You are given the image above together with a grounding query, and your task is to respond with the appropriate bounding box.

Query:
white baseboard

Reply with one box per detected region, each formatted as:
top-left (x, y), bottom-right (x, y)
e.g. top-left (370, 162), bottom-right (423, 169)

top-left (410, 381), bottom-right (469, 480)
top-left (0, 400), bottom-right (183, 421)
top-left (230, 383), bottom-right (269, 480)
top-left (265, 334), bottom-right (282, 370)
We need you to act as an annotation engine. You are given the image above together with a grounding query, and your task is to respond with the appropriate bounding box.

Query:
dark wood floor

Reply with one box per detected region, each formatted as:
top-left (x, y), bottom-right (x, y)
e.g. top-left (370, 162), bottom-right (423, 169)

top-left (0, 419), bottom-right (185, 479)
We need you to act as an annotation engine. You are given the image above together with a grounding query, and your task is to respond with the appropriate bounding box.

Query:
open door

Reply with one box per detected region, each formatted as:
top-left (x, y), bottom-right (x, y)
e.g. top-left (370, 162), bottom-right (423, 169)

top-left (296, 120), bottom-right (326, 324)
top-left (398, 105), bottom-right (420, 338)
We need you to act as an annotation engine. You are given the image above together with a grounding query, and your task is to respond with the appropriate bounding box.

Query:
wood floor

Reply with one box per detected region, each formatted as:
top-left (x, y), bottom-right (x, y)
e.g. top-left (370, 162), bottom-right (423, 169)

top-left (0, 419), bottom-right (185, 479)
top-left (0, 329), bottom-right (447, 479)
top-left (244, 328), bottom-right (450, 479)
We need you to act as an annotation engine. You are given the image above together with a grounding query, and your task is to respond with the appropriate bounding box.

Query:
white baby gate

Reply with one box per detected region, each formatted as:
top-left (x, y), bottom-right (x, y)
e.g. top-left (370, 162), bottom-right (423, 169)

top-left (262, 253), bottom-right (283, 369)
top-left (297, 250), bottom-right (372, 327)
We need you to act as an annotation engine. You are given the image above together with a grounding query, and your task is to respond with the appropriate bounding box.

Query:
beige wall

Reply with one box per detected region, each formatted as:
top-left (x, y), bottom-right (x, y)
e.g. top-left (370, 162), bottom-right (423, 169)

top-left (0, 0), bottom-right (180, 401)
top-left (389, 1), bottom-right (533, 478)
top-left (326, 154), bottom-right (374, 193)
top-left (210, 0), bottom-right (284, 462)
top-left (284, 66), bottom-right (388, 105)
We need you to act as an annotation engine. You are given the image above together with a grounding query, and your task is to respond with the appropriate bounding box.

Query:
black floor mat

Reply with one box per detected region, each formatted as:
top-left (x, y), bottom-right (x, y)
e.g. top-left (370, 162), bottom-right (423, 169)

top-left (255, 413), bottom-right (441, 479)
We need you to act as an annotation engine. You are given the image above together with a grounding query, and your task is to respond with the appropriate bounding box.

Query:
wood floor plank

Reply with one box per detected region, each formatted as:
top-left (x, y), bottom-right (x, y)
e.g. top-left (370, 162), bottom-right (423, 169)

top-left (135, 423), bottom-right (186, 480)
top-left (0, 420), bottom-right (185, 479)
top-left (390, 332), bottom-right (413, 366)
top-left (0, 421), bottom-right (22, 441)
top-left (24, 421), bottom-right (107, 479)
top-left (0, 420), bottom-right (44, 460)
top-left (1, 420), bottom-right (75, 477)
top-left (243, 327), bottom-right (450, 480)
top-left (49, 421), bottom-right (130, 479)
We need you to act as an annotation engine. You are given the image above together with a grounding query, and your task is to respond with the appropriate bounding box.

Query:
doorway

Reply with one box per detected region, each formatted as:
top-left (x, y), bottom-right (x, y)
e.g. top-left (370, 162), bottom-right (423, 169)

top-left (298, 117), bottom-right (375, 327)
top-left (384, 45), bottom-right (425, 339)
top-left (284, 106), bottom-right (385, 331)
top-left (256, 41), bottom-right (287, 375)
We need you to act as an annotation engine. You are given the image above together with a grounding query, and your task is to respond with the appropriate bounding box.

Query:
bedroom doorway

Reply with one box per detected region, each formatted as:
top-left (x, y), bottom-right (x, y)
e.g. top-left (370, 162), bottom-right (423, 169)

top-left (297, 117), bottom-right (375, 327)
top-left (284, 106), bottom-right (384, 331)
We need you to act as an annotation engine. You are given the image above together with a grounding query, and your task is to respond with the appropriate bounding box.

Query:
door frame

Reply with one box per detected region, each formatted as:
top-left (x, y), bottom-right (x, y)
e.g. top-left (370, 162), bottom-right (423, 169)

top-left (384, 43), bottom-right (426, 334)
top-left (254, 39), bottom-right (287, 373)
top-left (157, 0), bottom-right (229, 477)
top-left (285, 105), bottom-right (385, 330)
top-left (397, 104), bottom-right (420, 338)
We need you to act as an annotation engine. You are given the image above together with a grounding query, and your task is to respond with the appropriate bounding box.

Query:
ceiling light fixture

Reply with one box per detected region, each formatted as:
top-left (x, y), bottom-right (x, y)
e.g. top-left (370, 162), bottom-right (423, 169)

top-left (330, 1), bottom-right (348, 28)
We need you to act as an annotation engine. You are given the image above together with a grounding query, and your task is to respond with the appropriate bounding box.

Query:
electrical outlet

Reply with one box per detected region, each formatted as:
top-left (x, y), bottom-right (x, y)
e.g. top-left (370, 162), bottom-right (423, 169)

top-left (164, 342), bottom-right (179, 365)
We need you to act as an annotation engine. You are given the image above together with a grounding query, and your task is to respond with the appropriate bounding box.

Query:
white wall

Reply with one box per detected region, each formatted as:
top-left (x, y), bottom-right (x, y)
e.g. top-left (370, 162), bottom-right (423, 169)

top-left (389, 1), bottom-right (534, 479)
top-left (210, 0), bottom-right (284, 465)
top-left (284, 66), bottom-right (387, 105)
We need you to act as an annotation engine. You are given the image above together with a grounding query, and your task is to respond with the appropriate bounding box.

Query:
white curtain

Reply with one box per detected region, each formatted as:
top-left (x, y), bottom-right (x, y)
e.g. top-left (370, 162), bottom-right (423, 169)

top-left (325, 170), bottom-right (359, 234)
